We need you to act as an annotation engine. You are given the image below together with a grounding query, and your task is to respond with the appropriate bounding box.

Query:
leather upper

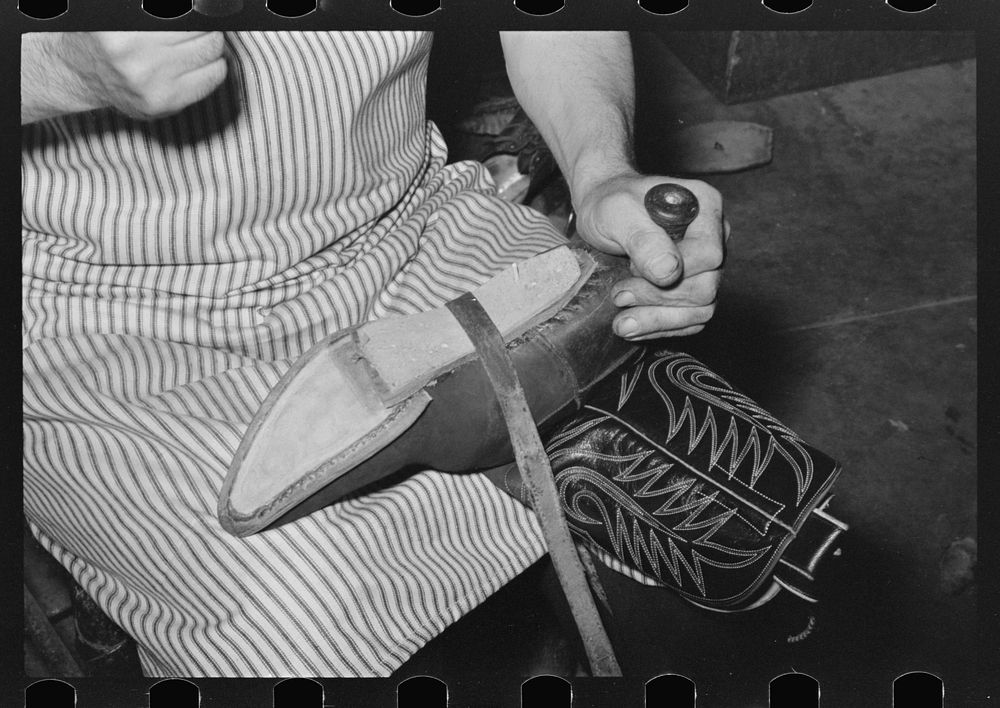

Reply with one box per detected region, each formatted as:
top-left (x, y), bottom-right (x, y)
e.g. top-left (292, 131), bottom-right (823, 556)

top-left (491, 348), bottom-right (844, 610)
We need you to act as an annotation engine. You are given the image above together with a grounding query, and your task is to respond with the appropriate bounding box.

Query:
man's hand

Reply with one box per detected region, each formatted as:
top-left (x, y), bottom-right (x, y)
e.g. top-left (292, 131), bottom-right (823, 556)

top-left (22, 32), bottom-right (228, 124)
top-left (64, 32), bottom-right (229, 120)
top-left (573, 172), bottom-right (729, 341)
top-left (499, 33), bottom-right (728, 341)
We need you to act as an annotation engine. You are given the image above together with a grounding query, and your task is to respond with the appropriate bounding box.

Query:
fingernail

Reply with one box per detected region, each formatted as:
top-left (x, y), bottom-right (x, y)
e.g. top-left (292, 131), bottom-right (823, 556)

top-left (614, 290), bottom-right (635, 307)
top-left (650, 255), bottom-right (679, 282)
top-left (617, 317), bottom-right (638, 337)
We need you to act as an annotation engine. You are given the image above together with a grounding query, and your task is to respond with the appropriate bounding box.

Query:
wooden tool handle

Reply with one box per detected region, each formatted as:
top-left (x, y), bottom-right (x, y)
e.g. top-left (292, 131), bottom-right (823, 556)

top-left (644, 183), bottom-right (700, 242)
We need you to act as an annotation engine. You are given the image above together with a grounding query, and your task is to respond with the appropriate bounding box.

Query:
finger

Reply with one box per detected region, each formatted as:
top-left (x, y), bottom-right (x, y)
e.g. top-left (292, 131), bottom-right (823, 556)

top-left (675, 208), bottom-right (726, 277)
top-left (613, 304), bottom-right (715, 339)
top-left (626, 324), bottom-right (707, 342)
top-left (172, 58), bottom-right (228, 108)
top-left (174, 32), bottom-right (227, 75)
top-left (620, 216), bottom-right (684, 287)
top-left (612, 271), bottom-right (721, 308)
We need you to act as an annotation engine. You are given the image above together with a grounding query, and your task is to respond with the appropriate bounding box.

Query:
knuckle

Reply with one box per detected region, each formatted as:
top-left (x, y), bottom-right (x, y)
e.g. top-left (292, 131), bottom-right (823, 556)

top-left (599, 191), bottom-right (641, 220)
top-left (118, 56), bottom-right (158, 89)
top-left (692, 306), bottom-right (715, 326)
top-left (673, 306), bottom-right (711, 330)
top-left (96, 32), bottom-right (128, 55)
top-left (602, 189), bottom-right (636, 209)
top-left (104, 36), bottom-right (145, 68)
top-left (649, 307), bottom-right (680, 330)
top-left (689, 287), bottom-right (717, 308)
top-left (623, 226), bottom-right (652, 252)
top-left (693, 179), bottom-right (722, 202)
top-left (673, 178), bottom-right (723, 217)
top-left (209, 59), bottom-right (229, 87)
top-left (208, 31), bottom-right (226, 56)
top-left (705, 268), bottom-right (723, 293)
top-left (623, 232), bottom-right (667, 267)
top-left (704, 243), bottom-right (726, 270)
top-left (195, 33), bottom-right (226, 64)
top-left (135, 90), bottom-right (175, 118)
top-left (188, 63), bottom-right (228, 106)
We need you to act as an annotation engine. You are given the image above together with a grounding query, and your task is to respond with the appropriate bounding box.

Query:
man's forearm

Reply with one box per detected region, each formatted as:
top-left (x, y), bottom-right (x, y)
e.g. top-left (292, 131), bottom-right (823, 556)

top-left (22, 33), bottom-right (100, 124)
top-left (499, 31), bottom-right (636, 205)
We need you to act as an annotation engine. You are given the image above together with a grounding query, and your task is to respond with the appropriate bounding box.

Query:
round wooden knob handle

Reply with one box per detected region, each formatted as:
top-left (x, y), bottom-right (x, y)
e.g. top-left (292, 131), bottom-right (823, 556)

top-left (644, 183), bottom-right (699, 242)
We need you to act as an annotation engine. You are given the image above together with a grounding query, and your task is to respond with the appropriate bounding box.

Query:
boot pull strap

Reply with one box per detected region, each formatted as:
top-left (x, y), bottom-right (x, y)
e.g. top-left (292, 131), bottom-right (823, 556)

top-left (446, 291), bottom-right (622, 678)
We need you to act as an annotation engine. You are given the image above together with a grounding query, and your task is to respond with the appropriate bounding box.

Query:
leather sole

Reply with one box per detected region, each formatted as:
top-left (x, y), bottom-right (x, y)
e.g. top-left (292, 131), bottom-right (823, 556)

top-left (219, 241), bottom-right (637, 536)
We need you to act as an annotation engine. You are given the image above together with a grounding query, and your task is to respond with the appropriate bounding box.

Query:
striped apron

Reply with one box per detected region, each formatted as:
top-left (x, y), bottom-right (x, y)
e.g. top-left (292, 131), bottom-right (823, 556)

top-left (22, 31), bottom-right (568, 676)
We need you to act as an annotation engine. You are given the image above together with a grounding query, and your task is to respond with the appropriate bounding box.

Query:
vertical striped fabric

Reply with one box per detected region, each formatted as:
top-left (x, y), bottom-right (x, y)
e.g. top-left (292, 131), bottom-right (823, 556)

top-left (22, 31), bottom-right (568, 676)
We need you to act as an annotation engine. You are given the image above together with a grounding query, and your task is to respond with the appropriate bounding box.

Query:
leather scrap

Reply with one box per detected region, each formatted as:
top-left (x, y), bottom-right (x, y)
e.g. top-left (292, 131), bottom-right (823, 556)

top-left (663, 121), bottom-right (774, 174)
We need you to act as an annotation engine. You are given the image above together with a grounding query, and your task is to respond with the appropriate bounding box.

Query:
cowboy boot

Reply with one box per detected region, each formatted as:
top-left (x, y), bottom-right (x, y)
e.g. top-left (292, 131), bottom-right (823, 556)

top-left (483, 347), bottom-right (847, 611)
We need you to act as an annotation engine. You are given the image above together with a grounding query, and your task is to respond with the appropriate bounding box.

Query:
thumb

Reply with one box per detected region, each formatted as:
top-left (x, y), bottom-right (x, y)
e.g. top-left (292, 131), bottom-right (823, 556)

top-left (621, 217), bottom-right (684, 287)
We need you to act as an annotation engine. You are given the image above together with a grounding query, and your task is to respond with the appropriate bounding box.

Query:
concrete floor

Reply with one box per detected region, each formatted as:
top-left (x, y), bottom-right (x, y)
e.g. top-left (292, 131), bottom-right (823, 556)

top-left (635, 38), bottom-right (978, 707)
top-left (634, 34), bottom-right (979, 704)
top-left (399, 38), bottom-right (979, 707)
